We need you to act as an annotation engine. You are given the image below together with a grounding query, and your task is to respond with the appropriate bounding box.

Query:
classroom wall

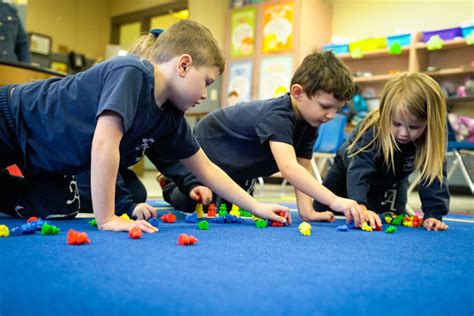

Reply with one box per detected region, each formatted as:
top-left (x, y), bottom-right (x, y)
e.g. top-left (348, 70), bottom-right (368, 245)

top-left (25, 0), bottom-right (227, 60)
top-left (330, 0), bottom-right (474, 42)
top-left (26, 0), bottom-right (108, 59)
top-left (298, 0), bottom-right (332, 62)
top-left (106, 0), bottom-right (227, 48)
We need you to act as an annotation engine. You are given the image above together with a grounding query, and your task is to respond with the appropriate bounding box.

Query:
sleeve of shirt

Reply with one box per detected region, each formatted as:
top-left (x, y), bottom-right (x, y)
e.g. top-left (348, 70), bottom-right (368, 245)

top-left (255, 109), bottom-right (295, 145)
top-left (146, 145), bottom-right (202, 195)
top-left (154, 117), bottom-right (200, 160)
top-left (345, 133), bottom-right (378, 206)
top-left (418, 160), bottom-right (450, 220)
top-left (97, 66), bottom-right (145, 133)
top-left (295, 128), bottom-right (317, 159)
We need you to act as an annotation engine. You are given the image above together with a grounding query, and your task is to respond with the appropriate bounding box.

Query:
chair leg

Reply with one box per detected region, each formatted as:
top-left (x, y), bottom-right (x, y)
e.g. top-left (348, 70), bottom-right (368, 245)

top-left (311, 158), bottom-right (323, 183)
top-left (454, 150), bottom-right (474, 194)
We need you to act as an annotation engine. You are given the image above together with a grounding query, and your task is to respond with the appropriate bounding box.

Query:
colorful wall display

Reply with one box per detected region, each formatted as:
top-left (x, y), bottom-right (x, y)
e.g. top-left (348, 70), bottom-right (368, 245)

top-left (262, 1), bottom-right (294, 53)
top-left (227, 61), bottom-right (253, 106)
top-left (230, 7), bottom-right (257, 57)
top-left (258, 56), bottom-right (293, 100)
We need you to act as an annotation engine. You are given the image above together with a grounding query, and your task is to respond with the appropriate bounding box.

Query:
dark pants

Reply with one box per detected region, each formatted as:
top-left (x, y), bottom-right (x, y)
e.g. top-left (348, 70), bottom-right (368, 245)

top-left (162, 178), bottom-right (256, 213)
top-left (0, 169), bottom-right (80, 219)
top-left (77, 168), bottom-right (147, 215)
top-left (0, 86), bottom-right (79, 219)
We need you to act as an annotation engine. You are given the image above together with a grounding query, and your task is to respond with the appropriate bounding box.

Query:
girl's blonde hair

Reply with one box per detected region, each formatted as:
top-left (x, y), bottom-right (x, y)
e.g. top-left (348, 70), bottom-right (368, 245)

top-left (128, 20), bottom-right (225, 75)
top-left (348, 72), bottom-right (447, 185)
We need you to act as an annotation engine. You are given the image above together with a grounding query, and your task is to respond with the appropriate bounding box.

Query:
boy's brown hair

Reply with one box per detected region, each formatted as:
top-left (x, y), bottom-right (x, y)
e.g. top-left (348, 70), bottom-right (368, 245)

top-left (291, 50), bottom-right (355, 101)
top-left (129, 20), bottom-right (225, 75)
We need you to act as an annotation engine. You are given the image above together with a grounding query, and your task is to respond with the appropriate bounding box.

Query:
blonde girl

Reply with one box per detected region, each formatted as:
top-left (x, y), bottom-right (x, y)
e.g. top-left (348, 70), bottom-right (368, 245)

top-left (314, 72), bottom-right (449, 231)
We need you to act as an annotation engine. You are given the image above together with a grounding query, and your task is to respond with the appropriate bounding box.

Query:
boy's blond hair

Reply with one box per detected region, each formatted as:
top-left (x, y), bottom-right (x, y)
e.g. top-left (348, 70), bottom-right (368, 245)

top-left (348, 72), bottom-right (447, 185)
top-left (128, 20), bottom-right (225, 75)
top-left (291, 50), bottom-right (355, 101)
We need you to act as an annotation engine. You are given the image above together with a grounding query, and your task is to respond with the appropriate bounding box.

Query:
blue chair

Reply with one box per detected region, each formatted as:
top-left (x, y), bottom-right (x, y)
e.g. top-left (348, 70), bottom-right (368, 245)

top-left (311, 114), bottom-right (348, 183)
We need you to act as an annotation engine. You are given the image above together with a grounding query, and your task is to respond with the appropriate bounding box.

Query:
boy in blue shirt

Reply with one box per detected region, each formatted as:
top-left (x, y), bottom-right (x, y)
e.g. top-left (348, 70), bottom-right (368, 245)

top-left (94, 51), bottom-right (367, 227)
top-left (0, 20), bottom-right (290, 233)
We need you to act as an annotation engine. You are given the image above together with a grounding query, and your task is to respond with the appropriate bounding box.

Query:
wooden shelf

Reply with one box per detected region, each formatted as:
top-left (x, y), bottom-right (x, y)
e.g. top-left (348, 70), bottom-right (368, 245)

top-left (423, 67), bottom-right (474, 78)
top-left (447, 96), bottom-right (474, 104)
top-left (415, 37), bottom-right (472, 51)
top-left (338, 46), bottom-right (410, 61)
top-left (353, 74), bottom-right (394, 83)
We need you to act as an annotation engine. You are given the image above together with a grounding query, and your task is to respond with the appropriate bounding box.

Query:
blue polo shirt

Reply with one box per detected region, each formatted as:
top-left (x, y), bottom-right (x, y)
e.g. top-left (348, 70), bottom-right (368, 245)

top-left (8, 54), bottom-right (199, 174)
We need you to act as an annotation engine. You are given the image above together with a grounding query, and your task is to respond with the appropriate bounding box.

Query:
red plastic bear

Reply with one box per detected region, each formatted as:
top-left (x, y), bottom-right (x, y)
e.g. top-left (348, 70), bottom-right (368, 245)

top-left (129, 227), bottom-right (143, 239)
top-left (161, 213), bottom-right (177, 223)
top-left (67, 229), bottom-right (90, 245)
top-left (27, 216), bottom-right (38, 223)
top-left (207, 203), bottom-right (217, 218)
top-left (270, 211), bottom-right (286, 227)
top-left (177, 233), bottom-right (198, 246)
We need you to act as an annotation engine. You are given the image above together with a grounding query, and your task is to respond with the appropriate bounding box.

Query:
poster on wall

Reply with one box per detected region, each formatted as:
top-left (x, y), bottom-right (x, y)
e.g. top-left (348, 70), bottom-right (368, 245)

top-left (226, 61), bottom-right (253, 107)
top-left (258, 56), bottom-right (292, 100)
top-left (230, 7), bottom-right (257, 58)
top-left (262, 1), bottom-right (294, 54)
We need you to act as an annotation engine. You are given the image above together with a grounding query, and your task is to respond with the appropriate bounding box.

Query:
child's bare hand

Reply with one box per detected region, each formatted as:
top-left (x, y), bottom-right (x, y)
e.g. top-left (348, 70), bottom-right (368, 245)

top-left (132, 203), bottom-right (158, 220)
top-left (301, 210), bottom-right (335, 222)
top-left (189, 186), bottom-right (212, 205)
top-left (363, 209), bottom-right (382, 229)
top-left (423, 218), bottom-right (449, 231)
top-left (253, 203), bottom-right (292, 225)
top-left (329, 197), bottom-right (365, 227)
top-left (99, 215), bottom-right (158, 233)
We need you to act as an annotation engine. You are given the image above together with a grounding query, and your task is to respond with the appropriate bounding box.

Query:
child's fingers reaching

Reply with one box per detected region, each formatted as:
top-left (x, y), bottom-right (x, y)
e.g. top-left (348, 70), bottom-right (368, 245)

top-left (364, 210), bottom-right (380, 229)
top-left (268, 210), bottom-right (288, 224)
top-left (132, 220), bottom-right (159, 233)
top-left (143, 205), bottom-right (158, 219)
top-left (423, 218), bottom-right (448, 231)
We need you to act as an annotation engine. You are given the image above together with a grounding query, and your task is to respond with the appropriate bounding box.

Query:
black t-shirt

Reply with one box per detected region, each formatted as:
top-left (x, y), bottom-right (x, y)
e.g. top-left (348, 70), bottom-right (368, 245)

top-left (194, 93), bottom-right (317, 180)
top-left (9, 55), bottom-right (199, 174)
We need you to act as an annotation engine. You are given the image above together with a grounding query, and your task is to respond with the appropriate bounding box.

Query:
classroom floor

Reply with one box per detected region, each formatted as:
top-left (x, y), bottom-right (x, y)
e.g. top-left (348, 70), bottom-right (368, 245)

top-left (1, 171), bottom-right (473, 315)
top-left (140, 171), bottom-right (474, 215)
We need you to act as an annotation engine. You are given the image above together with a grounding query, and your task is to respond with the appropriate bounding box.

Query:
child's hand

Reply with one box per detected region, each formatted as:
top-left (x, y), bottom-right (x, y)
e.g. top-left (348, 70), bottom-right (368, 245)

top-left (423, 218), bottom-right (449, 231)
top-left (132, 203), bottom-right (158, 220)
top-left (99, 215), bottom-right (159, 233)
top-left (362, 209), bottom-right (382, 230)
top-left (302, 210), bottom-right (335, 222)
top-left (189, 186), bottom-right (213, 205)
top-left (329, 197), bottom-right (365, 227)
top-left (253, 203), bottom-right (292, 225)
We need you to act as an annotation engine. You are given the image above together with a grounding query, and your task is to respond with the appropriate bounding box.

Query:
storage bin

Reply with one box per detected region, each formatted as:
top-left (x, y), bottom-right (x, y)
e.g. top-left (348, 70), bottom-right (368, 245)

top-left (323, 43), bottom-right (349, 55)
top-left (387, 33), bottom-right (411, 47)
top-left (423, 27), bottom-right (462, 42)
top-left (461, 25), bottom-right (474, 38)
top-left (349, 37), bottom-right (387, 53)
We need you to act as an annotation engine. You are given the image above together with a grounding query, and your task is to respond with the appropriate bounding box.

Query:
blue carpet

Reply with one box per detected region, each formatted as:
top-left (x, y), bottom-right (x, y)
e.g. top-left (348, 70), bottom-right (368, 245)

top-left (0, 210), bottom-right (473, 316)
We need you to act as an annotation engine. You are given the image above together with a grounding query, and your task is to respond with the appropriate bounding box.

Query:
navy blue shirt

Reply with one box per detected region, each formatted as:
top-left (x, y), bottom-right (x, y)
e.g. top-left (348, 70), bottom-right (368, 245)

top-left (327, 126), bottom-right (449, 220)
top-left (8, 55), bottom-right (199, 174)
top-left (194, 93), bottom-right (317, 180)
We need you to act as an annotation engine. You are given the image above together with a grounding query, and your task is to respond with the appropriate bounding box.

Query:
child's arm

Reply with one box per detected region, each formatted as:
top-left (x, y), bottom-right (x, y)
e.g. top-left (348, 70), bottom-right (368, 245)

top-left (91, 111), bottom-right (158, 233)
top-left (269, 141), bottom-right (365, 227)
top-left (295, 157), bottom-right (335, 222)
top-left (418, 162), bottom-right (450, 231)
top-left (180, 149), bottom-right (291, 224)
top-left (147, 146), bottom-right (211, 203)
